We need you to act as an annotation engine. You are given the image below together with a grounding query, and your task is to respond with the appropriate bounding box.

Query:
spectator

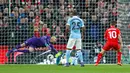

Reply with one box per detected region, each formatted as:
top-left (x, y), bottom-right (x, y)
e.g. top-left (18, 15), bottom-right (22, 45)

top-left (24, 5), bottom-right (29, 12)
top-left (16, 8), bottom-right (25, 24)
top-left (53, 26), bottom-right (65, 44)
top-left (42, 24), bottom-right (50, 36)
top-left (13, 6), bottom-right (19, 12)
top-left (117, 20), bottom-right (122, 28)
top-left (3, 8), bottom-right (8, 16)
top-left (59, 0), bottom-right (64, 5)
top-left (10, 11), bottom-right (15, 17)
top-left (25, 18), bottom-right (28, 24)
top-left (59, 5), bottom-right (66, 17)
top-left (48, 3), bottom-right (54, 12)
top-left (35, 9), bottom-right (40, 16)
top-left (0, 12), bottom-right (3, 19)
top-left (0, 19), bottom-right (3, 27)
top-left (38, 5), bottom-right (44, 14)
top-left (3, 16), bottom-right (8, 27)
top-left (19, 17), bottom-right (28, 40)
top-left (0, 12), bottom-right (3, 27)
top-left (89, 14), bottom-right (100, 42)
top-left (20, 18), bottom-right (26, 24)
top-left (24, 5), bottom-right (30, 17)
top-left (28, 11), bottom-right (34, 23)
top-left (58, 21), bottom-right (65, 31)
top-left (19, 8), bottom-right (26, 18)
top-left (48, 0), bottom-right (53, 4)
top-left (45, 8), bottom-right (51, 19)
top-left (98, 0), bottom-right (105, 9)
top-left (30, 5), bottom-right (35, 11)
top-left (14, 11), bottom-right (19, 18)
top-left (52, 20), bottom-right (57, 29)
top-left (0, 0), bottom-right (6, 11)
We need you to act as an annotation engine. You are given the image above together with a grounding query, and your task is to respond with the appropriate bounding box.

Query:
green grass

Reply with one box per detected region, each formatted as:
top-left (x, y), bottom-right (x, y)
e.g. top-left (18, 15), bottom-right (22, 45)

top-left (0, 64), bottom-right (130, 73)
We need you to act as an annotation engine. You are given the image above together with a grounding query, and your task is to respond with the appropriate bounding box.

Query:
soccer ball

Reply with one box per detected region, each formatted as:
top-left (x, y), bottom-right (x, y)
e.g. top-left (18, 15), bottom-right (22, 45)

top-left (47, 54), bottom-right (54, 60)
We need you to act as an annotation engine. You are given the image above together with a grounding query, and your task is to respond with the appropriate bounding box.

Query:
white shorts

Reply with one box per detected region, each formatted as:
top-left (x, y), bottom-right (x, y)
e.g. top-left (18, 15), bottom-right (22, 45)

top-left (66, 38), bottom-right (82, 49)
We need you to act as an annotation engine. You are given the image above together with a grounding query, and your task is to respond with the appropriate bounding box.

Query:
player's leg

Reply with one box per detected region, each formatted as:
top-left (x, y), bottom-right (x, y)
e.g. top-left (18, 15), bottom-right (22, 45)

top-left (15, 46), bottom-right (34, 53)
top-left (95, 42), bottom-right (110, 66)
top-left (65, 38), bottom-right (75, 67)
top-left (6, 37), bottom-right (34, 57)
top-left (95, 49), bottom-right (106, 66)
top-left (114, 44), bottom-right (122, 66)
top-left (117, 50), bottom-right (122, 66)
top-left (6, 43), bottom-right (27, 57)
top-left (75, 39), bottom-right (84, 67)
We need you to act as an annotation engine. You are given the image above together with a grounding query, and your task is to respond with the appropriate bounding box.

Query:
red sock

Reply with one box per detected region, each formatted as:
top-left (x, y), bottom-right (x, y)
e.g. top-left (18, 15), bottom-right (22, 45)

top-left (96, 53), bottom-right (103, 64)
top-left (34, 31), bottom-right (40, 37)
top-left (117, 52), bottom-right (122, 63)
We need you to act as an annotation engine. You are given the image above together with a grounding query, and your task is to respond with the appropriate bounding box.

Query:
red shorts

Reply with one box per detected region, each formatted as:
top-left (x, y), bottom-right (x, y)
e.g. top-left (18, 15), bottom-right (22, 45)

top-left (103, 41), bottom-right (120, 51)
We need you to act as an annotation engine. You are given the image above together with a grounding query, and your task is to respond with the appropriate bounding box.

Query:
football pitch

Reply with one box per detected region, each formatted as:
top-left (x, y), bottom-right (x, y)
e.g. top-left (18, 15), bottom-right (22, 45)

top-left (0, 64), bottom-right (130, 73)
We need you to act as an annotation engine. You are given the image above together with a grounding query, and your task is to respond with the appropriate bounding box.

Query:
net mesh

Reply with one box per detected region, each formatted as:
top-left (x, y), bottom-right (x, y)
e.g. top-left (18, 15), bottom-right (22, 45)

top-left (0, 0), bottom-right (129, 64)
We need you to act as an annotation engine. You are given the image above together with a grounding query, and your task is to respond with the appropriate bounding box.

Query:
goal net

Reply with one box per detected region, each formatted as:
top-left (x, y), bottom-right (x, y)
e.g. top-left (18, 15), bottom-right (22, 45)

top-left (0, 0), bottom-right (129, 64)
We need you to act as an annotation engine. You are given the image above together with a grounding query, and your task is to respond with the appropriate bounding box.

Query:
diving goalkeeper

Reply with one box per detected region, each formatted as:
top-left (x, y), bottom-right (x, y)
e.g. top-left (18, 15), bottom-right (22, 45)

top-left (6, 36), bottom-right (62, 64)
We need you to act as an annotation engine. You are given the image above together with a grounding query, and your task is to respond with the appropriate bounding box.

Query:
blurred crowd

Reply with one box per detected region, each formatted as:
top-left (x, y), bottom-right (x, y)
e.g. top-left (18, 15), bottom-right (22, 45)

top-left (0, 0), bottom-right (129, 46)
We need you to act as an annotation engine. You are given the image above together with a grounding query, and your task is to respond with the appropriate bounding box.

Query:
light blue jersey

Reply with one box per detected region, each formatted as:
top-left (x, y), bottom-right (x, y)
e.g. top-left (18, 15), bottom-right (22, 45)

top-left (67, 16), bottom-right (84, 39)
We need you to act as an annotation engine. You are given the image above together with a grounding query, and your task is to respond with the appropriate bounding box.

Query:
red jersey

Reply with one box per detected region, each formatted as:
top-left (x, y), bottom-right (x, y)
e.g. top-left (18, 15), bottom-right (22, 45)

top-left (104, 26), bottom-right (120, 42)
top-left (34, 16), bottom-right (40, 26)
top-left (42, 27), bottom-right (50, 36)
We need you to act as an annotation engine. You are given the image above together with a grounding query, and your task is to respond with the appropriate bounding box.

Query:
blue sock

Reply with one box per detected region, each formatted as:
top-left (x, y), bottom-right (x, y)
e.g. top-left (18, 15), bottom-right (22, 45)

top-left (65, 50), bottom-right (71, 63)
top-left (76, 50), bottom-right (83, 63)
top-left (71, 57), bottom-right (76, 65)
top-left (15, 50), bottom-right (29, 53)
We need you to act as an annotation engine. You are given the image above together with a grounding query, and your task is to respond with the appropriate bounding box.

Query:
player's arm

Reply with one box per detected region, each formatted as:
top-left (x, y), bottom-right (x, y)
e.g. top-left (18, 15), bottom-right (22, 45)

top-left (64, 25), bottom-right (69, 40)
top-left (41, 36), bottom-right (51, 49)
top-left (81, 19), bottom-right (85, 39)
top-left (65, 18), bottom-right (71, 38)
top-left (81, 27), bottom-right (85, 39)
top-left (118, 33), bottom-right (123, 47)
top-left (66, 25), bottom-right (70, 34)
top-left (49, 44), bottom-right (58, 53)
top-left (48, 43), bottom-right (62, 58)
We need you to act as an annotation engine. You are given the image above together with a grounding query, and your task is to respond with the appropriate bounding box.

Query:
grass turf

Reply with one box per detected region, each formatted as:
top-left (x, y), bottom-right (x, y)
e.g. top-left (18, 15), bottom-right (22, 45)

top-left (0, 64), bottom-right (130, 73)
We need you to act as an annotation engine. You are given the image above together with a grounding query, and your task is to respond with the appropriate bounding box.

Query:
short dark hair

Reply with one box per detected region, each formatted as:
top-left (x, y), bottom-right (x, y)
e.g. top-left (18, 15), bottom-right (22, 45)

top-left (111, 21), bottom-right (117, 26)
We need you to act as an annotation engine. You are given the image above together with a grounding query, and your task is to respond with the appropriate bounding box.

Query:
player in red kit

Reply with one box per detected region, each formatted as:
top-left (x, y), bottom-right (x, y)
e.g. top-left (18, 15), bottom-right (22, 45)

top-left (95, 21), bottom-right (123, 66)
top-left (34, 16), bottom-right (40, 37)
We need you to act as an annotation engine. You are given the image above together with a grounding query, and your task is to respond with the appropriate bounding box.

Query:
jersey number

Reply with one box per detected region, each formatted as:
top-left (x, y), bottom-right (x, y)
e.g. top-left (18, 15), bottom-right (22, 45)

top-left (108, 31), bottom-right (117, 39)
top-left (72, 22), bottom-right (80, 30)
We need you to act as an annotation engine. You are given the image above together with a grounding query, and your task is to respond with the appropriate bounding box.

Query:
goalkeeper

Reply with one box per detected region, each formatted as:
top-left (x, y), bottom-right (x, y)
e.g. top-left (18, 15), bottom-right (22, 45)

top-left (6, 36), bottom-right (62, 64)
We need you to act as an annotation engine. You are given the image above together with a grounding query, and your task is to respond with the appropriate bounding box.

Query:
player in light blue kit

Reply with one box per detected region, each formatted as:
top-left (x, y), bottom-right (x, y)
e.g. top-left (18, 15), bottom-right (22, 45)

top-left (65, 10), bottom-right (85, 67)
